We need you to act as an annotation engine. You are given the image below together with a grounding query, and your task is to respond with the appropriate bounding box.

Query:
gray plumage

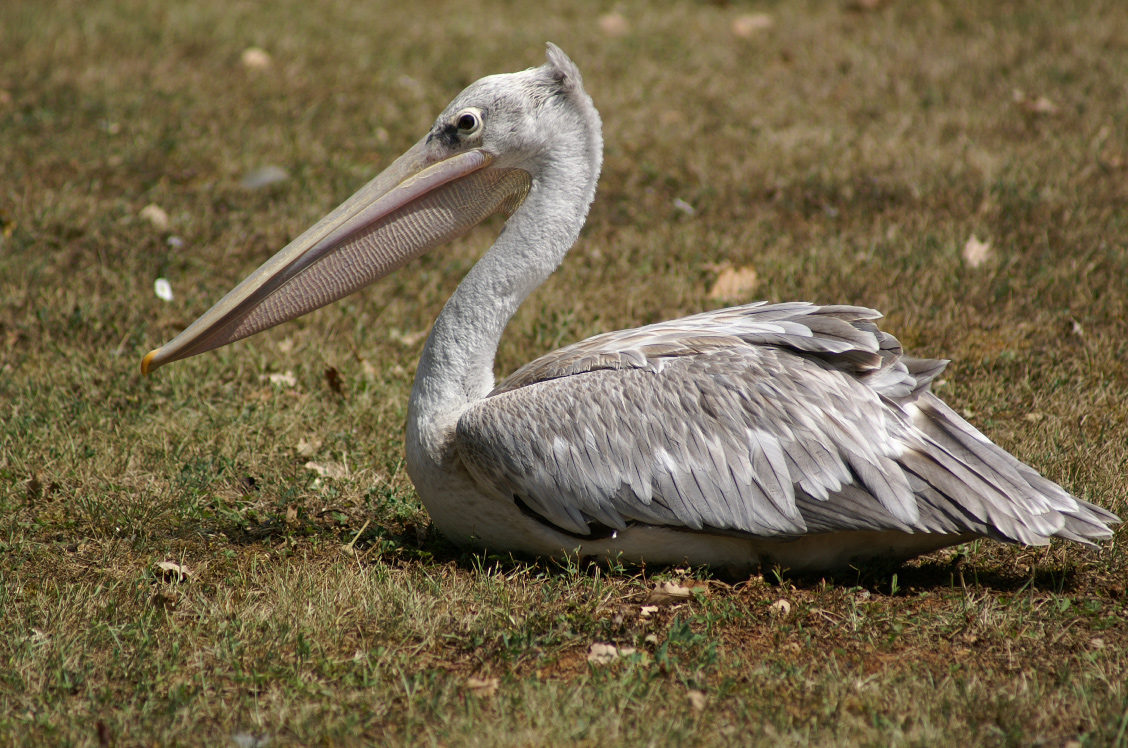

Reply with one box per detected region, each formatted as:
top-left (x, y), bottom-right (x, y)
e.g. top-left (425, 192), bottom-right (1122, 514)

top-left (457, 301), bottom-right (1117, 549)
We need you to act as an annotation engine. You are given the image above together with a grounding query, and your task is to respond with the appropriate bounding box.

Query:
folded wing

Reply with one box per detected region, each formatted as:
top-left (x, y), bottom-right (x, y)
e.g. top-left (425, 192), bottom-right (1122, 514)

top-left (455, 302), bottom-right (1118, 545)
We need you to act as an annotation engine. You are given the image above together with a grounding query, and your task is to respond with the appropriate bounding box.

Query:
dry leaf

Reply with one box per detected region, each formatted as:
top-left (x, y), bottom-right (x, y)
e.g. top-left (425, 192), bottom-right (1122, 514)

top-left (587, 642), bottom-right (636, 665)
top-left (266, 371), bottom-right (297, 387)
top-left (285, 505), bottom-right (299, 524)
top-left (1012, 89), bottom-right (1059, 116)
top-left (232, 733), bottom-right (271, 748)
top-left (962, 235), bottom-right (992, 268)
top-left (241, 47), bottom-right (272, 70)
top-left (708, 264), bottom-right (760, 300)
top-left (769, 599), bottom-right (791, 617)
top-left (646, 580), bottom-right (695, 605)
top-left (687, 689), bottom-right (707, 712)
top-left (1023, 412), bottom-right (1045, 423)
top-left (156, 561), bottom-right (192, 581)
top-left (598, 12), bottom-right (629, 36)
top-left (639, 605), bottom-right (660, 618)
top-left (389, 328), bottom-right (428, 346)
top-left (846, 0), bottom-right (889, 11)
top-left (325, 366), bottom-right (344, 395)
top-left (732, 14), bottom-right (774, 37)
top-left (296, 437), bottom-right (322, 457)
top-left (27, 473), bottom-right (42, 501)
top-left (466, 676), bottom-right (499, 698)
top-left (139, 204), bottom-right (170, 231)
top-left (241, 165), bottom-right (289, 189)
top-left (304, 461), bottom-right (347, 479)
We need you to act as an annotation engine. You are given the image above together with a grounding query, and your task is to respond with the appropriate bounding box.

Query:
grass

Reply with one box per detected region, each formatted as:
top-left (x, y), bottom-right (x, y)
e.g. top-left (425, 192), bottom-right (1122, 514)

top-left (2, 0), bottom-right (1128, 744)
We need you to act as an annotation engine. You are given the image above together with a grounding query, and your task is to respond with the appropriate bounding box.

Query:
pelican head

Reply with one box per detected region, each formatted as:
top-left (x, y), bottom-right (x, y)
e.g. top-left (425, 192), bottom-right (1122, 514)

top-left (142, 43), bottom-right (601, 374)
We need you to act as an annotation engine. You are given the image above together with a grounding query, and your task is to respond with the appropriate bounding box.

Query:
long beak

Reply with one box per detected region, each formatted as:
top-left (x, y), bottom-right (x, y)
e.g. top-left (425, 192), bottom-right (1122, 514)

top-left (142, 139), bottom-right (530, 374)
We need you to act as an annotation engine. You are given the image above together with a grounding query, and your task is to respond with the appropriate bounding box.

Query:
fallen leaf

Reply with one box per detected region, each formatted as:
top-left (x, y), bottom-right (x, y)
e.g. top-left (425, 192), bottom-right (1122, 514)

top-left (846, 0), bottom-right (889, 11)
top-left (598, 12), bottom-right (629, 36)
top-left (962, 235), bottom-right (992, 268)
top-left (285, 505), bottom-right (299, 524)
top-left (232, 733), bottom-right (271, 748)
top-left (708, 264), bottom-right (760, 301)
top-left (769, 598), bottom-right (791, 617)
top-left (304, 461), bottom-right (347, 479)
top-left (240, 165), bottom-right (289, 189)
top-left (389, 328), bottom-right (428, 346)
top-left (466, 676), bottom-right (499, 698)
top-left (639, 605), bottom-right (660, 618)
top-left (1012, 89), bottom-right (1059, 116)
top-left (325, 366), bottom-right (344, 395)
top-left (732, 14), bottom-right (774, 37)
top-left (156, 561), bottom-right (192, 582)
top-left (296, 437), bottom-right (322, 457)
top-left (587, 642), bottom-right (636, 665)
top-left (646, 580), bottom-right (694, 605)
top-left (154, 278), bottom-right (174, 302)
top-left (265, 371), bottom-right (297, 387)
top-left (672, 197), bottom-right (696, 216)
top-left (241, 47), bottom-right (272, 70)
top-left (139, 204), bottom-right (170, 231)
top-left (27, 473), bottom-right (42, 501)
top-left (687, 689), bottom-right (707, 712)
top-left (1023, 412), bottom-right (1045, 423)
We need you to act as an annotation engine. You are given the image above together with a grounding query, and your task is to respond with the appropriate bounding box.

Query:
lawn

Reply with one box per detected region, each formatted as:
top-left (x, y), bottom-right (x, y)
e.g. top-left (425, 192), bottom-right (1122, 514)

top-left (2, 0), bottom-right (1127, 745)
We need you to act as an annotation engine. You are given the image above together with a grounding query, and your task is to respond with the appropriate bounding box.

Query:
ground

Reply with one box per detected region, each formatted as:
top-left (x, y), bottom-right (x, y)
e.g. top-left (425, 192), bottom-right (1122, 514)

top-left (2, 0), bottom-right (1127, 745)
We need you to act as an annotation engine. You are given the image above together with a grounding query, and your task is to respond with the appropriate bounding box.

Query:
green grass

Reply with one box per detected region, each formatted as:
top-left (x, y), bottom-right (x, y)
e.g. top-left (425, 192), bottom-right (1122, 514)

top-left (3, 0), bottom-right (1128, 744)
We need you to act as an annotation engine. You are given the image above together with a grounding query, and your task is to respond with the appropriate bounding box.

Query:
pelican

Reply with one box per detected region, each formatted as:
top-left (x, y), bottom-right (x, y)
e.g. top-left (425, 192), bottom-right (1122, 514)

top-left (142, 45), bottom-right (1118, 573)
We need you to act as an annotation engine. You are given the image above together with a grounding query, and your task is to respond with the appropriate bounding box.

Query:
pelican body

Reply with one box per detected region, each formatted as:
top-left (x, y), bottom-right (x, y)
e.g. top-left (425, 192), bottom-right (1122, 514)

top-left (143, 46), bottom-right (1117, 573)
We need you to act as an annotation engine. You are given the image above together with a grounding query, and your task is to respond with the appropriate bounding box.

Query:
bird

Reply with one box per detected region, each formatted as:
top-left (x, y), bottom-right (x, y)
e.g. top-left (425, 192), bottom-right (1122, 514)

top-left (142, 44), bottom-right (1118, 573)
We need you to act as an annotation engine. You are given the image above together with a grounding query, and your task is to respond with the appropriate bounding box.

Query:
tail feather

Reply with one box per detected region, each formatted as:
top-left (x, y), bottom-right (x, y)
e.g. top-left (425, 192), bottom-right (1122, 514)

top-left (894, 392), bottom-right (1118, 546)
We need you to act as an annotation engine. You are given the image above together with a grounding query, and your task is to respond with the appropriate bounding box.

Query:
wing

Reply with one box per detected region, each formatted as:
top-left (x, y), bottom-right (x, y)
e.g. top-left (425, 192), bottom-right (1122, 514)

top-left (456, 303), bottom-right (1118, 544)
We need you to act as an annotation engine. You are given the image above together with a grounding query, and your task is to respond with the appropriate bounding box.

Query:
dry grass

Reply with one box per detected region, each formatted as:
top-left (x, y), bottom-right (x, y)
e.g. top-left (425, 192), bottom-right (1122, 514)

top-left (3, 0), bottom-right (1128, 745)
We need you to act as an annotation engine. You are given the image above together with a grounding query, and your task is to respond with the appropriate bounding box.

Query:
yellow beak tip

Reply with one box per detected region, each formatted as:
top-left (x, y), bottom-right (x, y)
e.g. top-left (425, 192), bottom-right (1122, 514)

top-left (141, 349), bottom-right (160, 376)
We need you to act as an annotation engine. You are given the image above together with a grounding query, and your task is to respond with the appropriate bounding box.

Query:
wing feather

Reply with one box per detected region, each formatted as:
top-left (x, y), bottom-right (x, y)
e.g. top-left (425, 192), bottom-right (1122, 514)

top-left (455, 302), bottom-right (1118, 545)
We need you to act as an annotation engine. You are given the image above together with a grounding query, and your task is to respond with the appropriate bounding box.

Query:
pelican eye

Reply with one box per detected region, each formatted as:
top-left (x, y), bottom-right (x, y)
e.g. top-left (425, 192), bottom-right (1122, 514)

top-left (456, 111), bottom-right (480, 134)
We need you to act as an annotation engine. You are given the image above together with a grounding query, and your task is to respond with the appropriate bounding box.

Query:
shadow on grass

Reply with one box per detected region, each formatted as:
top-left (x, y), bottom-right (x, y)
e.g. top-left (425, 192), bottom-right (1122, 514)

top-left (781, 559), bottom-right (1082, 596)
top-left (174, 504), bottom-right (1091, 595)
